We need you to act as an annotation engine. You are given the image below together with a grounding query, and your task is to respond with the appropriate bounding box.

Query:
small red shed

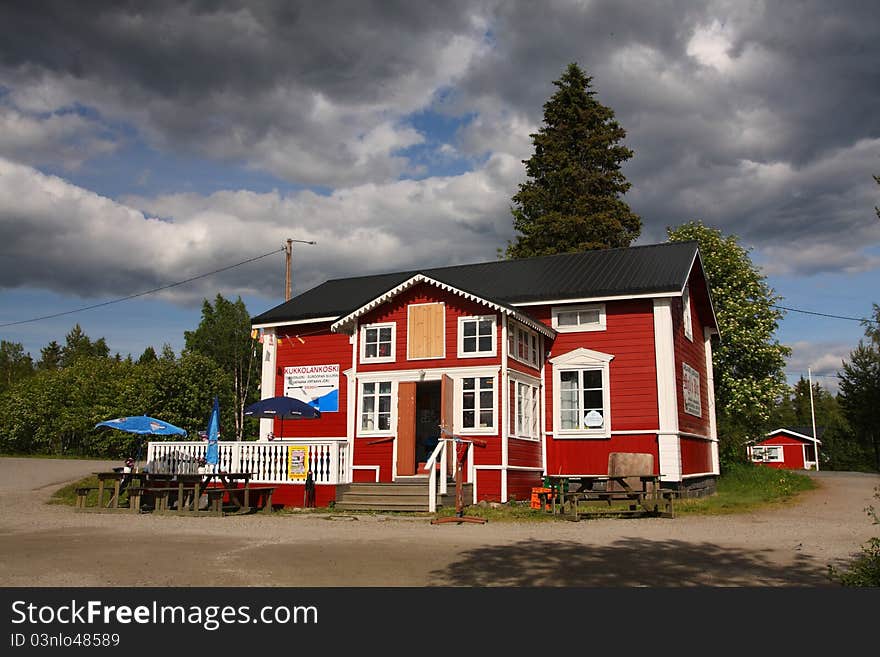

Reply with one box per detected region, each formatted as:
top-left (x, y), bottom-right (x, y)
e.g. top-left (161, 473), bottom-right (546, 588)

top-left (748, 427), bottom-right (822, 471)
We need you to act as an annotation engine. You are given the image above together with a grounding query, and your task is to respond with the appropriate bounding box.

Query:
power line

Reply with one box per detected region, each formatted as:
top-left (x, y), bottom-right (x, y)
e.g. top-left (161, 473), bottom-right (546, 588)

top-left (0, 246), bottom-right (285, 328)
top-left (773, 304), bottom-right (877, 324)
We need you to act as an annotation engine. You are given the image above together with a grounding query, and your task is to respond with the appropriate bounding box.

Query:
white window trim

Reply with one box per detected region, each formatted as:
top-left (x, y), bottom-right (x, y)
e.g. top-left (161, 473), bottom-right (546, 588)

top-left (406, 302), bottom-right (446, 361)
top-left (683, 285), bottom-right (693, 341)
top-left (551, 347), bottom-right (614, 439)
top-left (551, 303), bottom-right (607, 333)
top-left (508, 321), bottom-right (541, 367)
top-left (751, 445), bottom-right (784, 463)
top-left (457, 374), bottom-right (497, 435)
top-left (509, 378), bottom-right (541, 441)
top-left (457, 315), bottom-right (497, 359)
top-left (357, 380), bottom-right (396, 437)
top-left (360, 322), bottom-right (396, 364)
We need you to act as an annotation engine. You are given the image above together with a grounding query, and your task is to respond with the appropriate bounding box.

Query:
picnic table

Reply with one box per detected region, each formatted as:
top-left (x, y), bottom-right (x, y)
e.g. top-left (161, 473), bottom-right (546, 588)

top-left (78, 471), bottom-right (275, 515)
top-left (545, 474), bottom-right (674, 519)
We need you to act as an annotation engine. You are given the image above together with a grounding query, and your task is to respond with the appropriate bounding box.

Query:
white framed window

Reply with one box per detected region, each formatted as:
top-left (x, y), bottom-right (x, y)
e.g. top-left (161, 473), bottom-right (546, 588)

top-left (683, 285), bottom-right (693, 341)
top-left (359, 381), bottom-right (393, 433)
top-left (360, 323), bottom-right (396, 363)
top-left (508, 321), bottom-right (541, 367)
top-left (457, 315), bottom-right (496, 358)
top-left (551, 304), bottom-right (606, 332)
top-left (551, 348), bottom-right (613, 439)
top-left (751, 445), bottom-right (783, 463)
top-left (509, 379), bottom-right (540, 440)
top-left (460, 375), bottom-right (495, 432)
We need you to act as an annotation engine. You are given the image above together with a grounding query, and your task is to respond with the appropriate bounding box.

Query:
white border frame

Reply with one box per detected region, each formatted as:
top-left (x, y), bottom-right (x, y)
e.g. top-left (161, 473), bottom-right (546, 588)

top-left (360, 321), bottom-right (396, 364)
top-left (457, 314), bottom-right (497, 359)
top-left (550, 347), bottom-right (614, 440)
top-left (551, 303), bottom-right (607, 333)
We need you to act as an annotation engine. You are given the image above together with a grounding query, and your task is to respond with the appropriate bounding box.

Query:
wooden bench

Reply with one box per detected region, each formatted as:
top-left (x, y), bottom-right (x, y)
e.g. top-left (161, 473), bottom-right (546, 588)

top-left (75, 485), bottom-right (146, 513)
top-left (204, 486), bottom-right (276, 515)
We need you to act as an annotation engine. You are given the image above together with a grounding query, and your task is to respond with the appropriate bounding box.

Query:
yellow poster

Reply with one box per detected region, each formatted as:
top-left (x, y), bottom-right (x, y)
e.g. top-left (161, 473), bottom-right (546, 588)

top-left (287, 446), bottom-right (309, 480)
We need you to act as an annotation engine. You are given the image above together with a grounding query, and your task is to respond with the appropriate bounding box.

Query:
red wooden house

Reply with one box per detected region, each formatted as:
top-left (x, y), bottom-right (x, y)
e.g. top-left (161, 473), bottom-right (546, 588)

top-left (242, 240), bottom-right (719, 507)
top-left (748, 427), bottom-right (822, 470)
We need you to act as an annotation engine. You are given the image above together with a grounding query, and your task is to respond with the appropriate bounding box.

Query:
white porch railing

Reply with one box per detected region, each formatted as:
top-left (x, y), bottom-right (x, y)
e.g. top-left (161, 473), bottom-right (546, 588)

top-left (146, 439), bottom-right (349, 485)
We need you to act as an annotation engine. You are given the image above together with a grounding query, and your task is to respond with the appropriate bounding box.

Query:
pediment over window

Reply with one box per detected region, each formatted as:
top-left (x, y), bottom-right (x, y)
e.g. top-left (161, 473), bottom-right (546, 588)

top-left (550, 347), bottom-right (614, 367)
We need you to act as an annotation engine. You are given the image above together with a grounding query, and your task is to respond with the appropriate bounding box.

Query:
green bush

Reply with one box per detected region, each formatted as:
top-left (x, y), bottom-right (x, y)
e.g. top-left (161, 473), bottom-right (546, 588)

top-left (831, 486), bottom-right (880, 586)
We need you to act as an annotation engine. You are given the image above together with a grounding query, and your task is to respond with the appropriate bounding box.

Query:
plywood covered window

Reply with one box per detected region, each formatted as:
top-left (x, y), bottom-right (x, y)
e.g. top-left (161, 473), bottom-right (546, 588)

top-left (407, 302), bottom-right (445, 360)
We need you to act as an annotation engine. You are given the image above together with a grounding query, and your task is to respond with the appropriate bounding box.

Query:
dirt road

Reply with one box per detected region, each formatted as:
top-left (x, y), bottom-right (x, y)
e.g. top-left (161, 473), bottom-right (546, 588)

top-left (0, 458), bottom-right (877, 586)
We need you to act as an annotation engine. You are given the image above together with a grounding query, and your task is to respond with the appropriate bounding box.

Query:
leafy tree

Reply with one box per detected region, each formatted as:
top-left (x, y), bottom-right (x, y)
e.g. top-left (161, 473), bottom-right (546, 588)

top-left (668, 221), bottom-right (790, 466)
top-left (0, 340), bottom-right (34, 394)
top-left (506, 62), bottom-right (641, 258)
top-left (839, 306), bottom-right (880, 472)
top-left (184, 295), bottom-right (258, 440)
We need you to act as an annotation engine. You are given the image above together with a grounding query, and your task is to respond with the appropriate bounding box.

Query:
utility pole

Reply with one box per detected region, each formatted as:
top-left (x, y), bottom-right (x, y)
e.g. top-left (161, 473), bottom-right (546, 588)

top-left (808, 367), bottom-right (819, 471)
top-left (284, 238), bottom-right (316, 301)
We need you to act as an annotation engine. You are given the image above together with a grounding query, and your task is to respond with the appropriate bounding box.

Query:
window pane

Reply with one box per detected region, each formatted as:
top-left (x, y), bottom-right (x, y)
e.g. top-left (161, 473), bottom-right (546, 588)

top-left (463, 411), bottom-right (475, 427)
top-left (478, 336), bottom-right (492, 352)
top-left (480, 391), bottom-right (493, 409)
top-left (584, 389), bottom-right (603, 410)
top-left (479, 410), bottom-right (493, 427)
top-left (378, 414), bottom-right (390, 431)
top-left (561, 410), bottom-right (578, 430)
top-left (378, 343), bottom-right (390, 356)
top-left (560, 371), bottom-right (578, 390)
top-left (557, 311), bottom-right (578, 326)
top-left (480, 377), bottom-right (493, 389)
top-left (463, 378), bottom-right (475, 391)
top-left (365, 328), bottom-right (377, 342)
top-left (463, 336), bottom-right (476, 352)
top-left (361, 415), bottom-right (374, 430)
top-left (379, 327), bottom-right (391, 341)
top-left (379, 382), bottom-right (391, 394)
top-left (362, 397), bottom-right (374, 413)
top-left (462, 391), bottom-right (474, 410)
top-left (478, 319), bottom-right (493, 334)
top-left (365, 344), bottom-right (377, 358)
top-left (363, 382), bottom-right (375, 395)
top-left (579, 310), bottom-right (600, 324)
top-left (463, 321), bottom-right (476, 337)
top-left (378, 396), bottom-right (390, 413)
top-left (583, 370), bottom-right (602, 389)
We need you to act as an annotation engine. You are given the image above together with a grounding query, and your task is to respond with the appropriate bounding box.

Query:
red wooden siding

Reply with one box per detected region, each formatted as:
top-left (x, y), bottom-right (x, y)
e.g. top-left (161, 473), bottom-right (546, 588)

top-left (271, 484), bottom-right (337, 508)
top-left (273, 322), bottom-right (349, 438)
top-left (476, 469), bottom-right (501, 501)
top-left (507, 469), bottom-right (543, 502)
top-left (357, 283), bottom-right (503, 373)
top-left (673, 266), bottom-right (713, 438)
top-left (680, 435), bottom-right (714, 474)
top-left (353, 441), bottom-right (394, 482)
top-left (545, 434), bottom-right (659, 476)
top-left (509, 437), bottom-right (542, 467)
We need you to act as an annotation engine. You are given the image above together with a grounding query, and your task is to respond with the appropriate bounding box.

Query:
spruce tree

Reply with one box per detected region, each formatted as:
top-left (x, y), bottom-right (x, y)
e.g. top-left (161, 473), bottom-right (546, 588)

top-left (506, 62), bottom-right (641, 258)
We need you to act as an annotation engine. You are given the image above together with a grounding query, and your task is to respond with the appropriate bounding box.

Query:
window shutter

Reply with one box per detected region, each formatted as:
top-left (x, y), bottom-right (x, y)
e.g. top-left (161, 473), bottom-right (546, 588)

top-left (408, 303), bottom-right (444, 358)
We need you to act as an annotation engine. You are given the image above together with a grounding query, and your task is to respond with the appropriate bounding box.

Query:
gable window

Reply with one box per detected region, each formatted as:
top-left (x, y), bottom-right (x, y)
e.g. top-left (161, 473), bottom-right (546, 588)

top-left (552, 304), bottom-right (606, 332)
top-left (458, 315), bottom-right (496, 358)
top-left (360, 323), bottom-right (395, 363)
top-left (360, 381), bottom-right (392, 433)
top-left (508, 322), bottom-right (540, 367)
top-left (551, 348), bottom-right (614, 439)
top-left (683, 285), bottom-right (693, 341)
top-left (461, 376), bottom-right (495, 432)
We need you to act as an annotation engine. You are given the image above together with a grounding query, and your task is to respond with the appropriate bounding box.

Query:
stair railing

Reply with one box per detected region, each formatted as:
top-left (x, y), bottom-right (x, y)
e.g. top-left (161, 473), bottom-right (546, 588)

top-left (426, 438), bottom-right (451, 513)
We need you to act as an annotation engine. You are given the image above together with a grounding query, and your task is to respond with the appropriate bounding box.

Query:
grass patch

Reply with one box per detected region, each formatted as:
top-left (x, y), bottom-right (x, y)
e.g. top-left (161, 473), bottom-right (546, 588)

top-left (673, 463), bottom-right (816, 515)
top-left (48, 474), bottom-right (133, 508)
top-left (434, 501), bottom-right (559, 522)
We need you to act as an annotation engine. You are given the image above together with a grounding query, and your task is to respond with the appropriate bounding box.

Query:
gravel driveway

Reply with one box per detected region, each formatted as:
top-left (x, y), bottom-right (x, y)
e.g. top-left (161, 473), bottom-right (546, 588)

top-left (0, 457), bottom-right (877, 586)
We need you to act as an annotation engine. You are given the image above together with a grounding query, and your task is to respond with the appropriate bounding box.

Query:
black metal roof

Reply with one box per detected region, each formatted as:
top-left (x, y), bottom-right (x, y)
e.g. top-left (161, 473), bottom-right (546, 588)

top-left (252, 241), bottom-right (700, 326)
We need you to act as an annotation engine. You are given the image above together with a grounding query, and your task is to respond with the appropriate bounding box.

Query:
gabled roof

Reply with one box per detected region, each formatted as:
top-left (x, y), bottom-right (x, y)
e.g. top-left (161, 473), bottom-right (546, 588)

top-left (330, 273), bottom-right (556, 338)
top-left (764, 426), bottom-right (824, 444)
top-left (252, 240), bottom-right (705, 327)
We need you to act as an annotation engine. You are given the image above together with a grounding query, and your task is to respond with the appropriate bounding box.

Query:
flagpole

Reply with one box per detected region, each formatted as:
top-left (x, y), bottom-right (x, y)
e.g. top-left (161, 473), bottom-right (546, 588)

top-left (808, 368), bottom-right (819, 471)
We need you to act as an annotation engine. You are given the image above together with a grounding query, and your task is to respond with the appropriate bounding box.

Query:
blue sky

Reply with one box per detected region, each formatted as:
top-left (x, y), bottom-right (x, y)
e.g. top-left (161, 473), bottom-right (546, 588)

top-left (1, 1), bottom-right (878, 394)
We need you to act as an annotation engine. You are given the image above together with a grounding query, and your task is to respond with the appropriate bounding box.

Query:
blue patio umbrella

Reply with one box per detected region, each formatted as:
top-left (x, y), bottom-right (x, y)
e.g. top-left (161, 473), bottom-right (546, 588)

top-left (94, 415), bottom-right (187, 470)
top-left (205, 397), bottom-right (220, 466)
top-left (244, 396), bottom-right (320, 439)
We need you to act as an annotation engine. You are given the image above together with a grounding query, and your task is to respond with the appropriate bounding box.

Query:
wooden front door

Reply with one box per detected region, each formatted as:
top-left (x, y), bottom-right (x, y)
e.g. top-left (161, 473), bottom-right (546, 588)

top-left (397, 382), bottom-right (417, 476)
top-left (440, 374), bottom-right (455, 479)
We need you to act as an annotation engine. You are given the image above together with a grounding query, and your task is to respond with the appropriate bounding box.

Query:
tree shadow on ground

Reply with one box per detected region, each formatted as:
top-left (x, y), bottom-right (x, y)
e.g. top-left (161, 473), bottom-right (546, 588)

top-left (429, 537), bottom-right (836, 587)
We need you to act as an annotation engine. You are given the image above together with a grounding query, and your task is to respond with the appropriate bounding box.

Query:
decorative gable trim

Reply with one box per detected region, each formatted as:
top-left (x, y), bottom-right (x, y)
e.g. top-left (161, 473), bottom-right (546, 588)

top-left (549, 347), bottom-right (615, 366)
top-left (330, 273), bottom-right (556, 339)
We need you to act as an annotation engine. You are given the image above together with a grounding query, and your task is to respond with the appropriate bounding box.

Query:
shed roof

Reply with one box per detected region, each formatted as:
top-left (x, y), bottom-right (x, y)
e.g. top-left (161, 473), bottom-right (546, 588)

top-left (252, 240), bottom-right (704, 327)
